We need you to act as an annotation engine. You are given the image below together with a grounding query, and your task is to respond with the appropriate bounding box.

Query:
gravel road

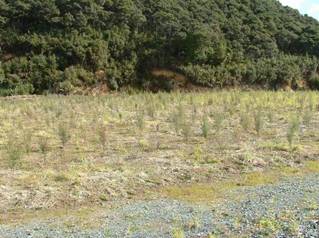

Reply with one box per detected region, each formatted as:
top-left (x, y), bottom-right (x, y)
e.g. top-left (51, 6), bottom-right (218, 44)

top-left (1, 174), bottom-right (319, 238)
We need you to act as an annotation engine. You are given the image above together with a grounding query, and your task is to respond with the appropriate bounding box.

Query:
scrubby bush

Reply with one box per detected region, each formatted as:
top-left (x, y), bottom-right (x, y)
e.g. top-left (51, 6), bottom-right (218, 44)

top-left (0, 62), bottom-right (4, 81)
top-left (180, 55), bottom-right (319, 90)
top-left (56, 66), bottom-right (95, 94)
top-left (1, 55), bottom-right (60, 95)
top-left (309, 72), bottom-right (319, 90)
top-left (179, 65), bottom-right (222, 88)
top-left (1, 0), bottom-right (319, 94)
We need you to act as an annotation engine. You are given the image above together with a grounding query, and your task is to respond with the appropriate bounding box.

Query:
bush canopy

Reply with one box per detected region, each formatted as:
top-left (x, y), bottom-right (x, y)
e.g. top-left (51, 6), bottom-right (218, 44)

top-left (1, 0), bottom-right (319, 95)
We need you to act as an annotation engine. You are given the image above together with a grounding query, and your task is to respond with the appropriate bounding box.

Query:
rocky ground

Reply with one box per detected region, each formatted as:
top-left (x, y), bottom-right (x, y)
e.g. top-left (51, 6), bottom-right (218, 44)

top-left (1, 173), bottom-right (319, 238)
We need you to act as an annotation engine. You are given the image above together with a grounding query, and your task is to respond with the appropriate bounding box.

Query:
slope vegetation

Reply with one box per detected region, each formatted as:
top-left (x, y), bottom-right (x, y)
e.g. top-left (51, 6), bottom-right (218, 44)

top-left (1, 0), bottom-right (319, 94)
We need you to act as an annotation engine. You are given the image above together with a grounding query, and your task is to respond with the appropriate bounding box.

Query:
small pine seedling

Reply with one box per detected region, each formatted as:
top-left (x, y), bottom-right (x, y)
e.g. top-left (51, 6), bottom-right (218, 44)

top-left (287, 116), bottom-right (300, 149)
top-left (6, 140), bottom-right (23, 169)
top-left (254, 109), bottom-right (263, 136)
top-left (213, 112), bottom-right (224, 133)
top-left (201, 115), bottom-right (210, 138)
top-left (136, 110), bottom-right (145, 131)
top-left (240, 112), bottom-right (250, 131)
top-left (97, 124), bottom-right (108, 150)
top-left (57, 124), bottom-right (71, 148)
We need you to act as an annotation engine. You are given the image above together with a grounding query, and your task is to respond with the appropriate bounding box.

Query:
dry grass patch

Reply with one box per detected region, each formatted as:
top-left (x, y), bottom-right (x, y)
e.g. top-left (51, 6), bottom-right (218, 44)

top-left (0, 91), bottom-right (318, 216)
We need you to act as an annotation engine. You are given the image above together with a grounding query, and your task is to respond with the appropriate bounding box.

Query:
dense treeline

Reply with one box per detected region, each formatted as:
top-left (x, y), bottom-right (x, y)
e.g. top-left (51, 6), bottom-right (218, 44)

top-left (1, 0), bottom-right (319, 95)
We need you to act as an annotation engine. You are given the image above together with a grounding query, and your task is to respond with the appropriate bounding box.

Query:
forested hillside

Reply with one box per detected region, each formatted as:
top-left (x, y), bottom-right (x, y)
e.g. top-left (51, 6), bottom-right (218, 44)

top-left (1, 0), bottom-right (319, 95)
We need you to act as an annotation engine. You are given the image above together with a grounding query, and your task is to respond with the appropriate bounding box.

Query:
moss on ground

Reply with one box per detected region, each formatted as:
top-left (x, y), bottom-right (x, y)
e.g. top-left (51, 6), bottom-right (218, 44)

top-left (162, 161), bottom-right (319, 203)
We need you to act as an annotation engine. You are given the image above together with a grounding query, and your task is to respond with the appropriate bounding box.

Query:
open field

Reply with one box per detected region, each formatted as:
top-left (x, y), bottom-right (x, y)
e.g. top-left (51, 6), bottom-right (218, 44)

top-left (0, 91), bottom-right (319, 236)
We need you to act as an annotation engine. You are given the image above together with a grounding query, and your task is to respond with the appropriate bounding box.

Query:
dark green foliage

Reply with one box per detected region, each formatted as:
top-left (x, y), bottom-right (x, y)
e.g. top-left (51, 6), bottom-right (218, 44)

top-left (181, 54), bottom-right (319, 89)
top-left (1, 0), bottom-right (319, 95)
top-left (309, 72), bottom-right (319, 90)
top-left (57, 66), bottom-right (95, 94)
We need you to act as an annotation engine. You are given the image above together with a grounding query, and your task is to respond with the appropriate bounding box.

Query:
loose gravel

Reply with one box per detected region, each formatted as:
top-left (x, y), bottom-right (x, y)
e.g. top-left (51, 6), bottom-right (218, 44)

top-left (1, 174), bottom-right (319, 238)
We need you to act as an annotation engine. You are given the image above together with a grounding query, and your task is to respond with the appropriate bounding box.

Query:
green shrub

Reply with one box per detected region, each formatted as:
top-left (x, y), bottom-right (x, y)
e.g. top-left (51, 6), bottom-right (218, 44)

top-left (0, 62), bottom-right (4, 82)
top-left (28, 55), bottom-right (61, 93)
top-left (1, 55), bottom-right (60, 94)
top-left (0, 83), bottom-right (34, 96)
top-left (56, 66), bottom-right (96, 94)
top-left (309, 72), bottom-right (319, 90)
top-left (179, 64), bottom-right (224, 88)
